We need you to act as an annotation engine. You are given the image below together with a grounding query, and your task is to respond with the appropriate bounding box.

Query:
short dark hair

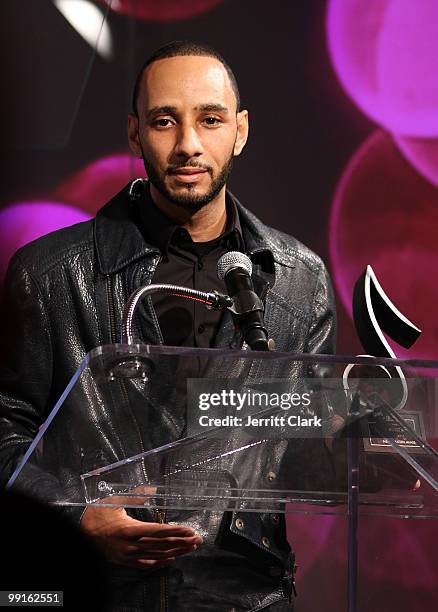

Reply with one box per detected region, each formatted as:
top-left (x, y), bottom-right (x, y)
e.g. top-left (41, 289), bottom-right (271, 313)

top-left (132, 40), bottom-right (240, 116)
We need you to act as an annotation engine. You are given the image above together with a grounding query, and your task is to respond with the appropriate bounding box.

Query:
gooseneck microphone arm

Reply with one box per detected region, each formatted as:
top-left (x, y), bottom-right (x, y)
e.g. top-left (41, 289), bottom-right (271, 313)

top-left (121, 284), bottom-right (233, 345)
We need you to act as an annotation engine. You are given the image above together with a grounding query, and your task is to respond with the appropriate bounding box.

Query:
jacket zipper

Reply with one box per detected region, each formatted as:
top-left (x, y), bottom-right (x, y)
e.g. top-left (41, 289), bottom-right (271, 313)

top-left (146, 254), bottom-right (164, 344)
top-left (105, 274), bottom-right (117, 344)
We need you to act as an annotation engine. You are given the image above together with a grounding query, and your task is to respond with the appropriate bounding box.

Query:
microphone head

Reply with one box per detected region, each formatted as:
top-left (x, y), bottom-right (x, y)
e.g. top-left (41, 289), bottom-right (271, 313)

top-left (217, 251), bottom-right (252, 281)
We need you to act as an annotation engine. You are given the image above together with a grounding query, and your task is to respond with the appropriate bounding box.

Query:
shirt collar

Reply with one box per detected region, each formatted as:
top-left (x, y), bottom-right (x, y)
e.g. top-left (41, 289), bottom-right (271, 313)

top-left (136, 183), bottom-right (244, 257)
top-left (94, 180), bottom-right (287, 276)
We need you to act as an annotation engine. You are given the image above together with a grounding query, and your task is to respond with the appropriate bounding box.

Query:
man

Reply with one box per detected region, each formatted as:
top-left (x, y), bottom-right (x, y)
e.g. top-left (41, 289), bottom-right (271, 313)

top-left (0, 41), bottom-right (336, 610)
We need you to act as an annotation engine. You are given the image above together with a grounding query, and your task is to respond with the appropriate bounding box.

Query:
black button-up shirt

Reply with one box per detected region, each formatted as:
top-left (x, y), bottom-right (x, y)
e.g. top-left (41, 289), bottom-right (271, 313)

top-left (136, 188), bottom-right (244, 347)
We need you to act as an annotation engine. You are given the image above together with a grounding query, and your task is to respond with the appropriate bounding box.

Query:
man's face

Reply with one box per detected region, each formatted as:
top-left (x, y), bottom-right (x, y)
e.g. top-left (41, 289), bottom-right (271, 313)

top-left (128, 55), bottom-right (248, 210)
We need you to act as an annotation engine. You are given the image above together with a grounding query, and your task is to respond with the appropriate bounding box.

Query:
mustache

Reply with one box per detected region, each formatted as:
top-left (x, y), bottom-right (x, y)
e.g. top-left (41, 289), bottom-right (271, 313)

top-left (167, 162), bottom-right (213, 175)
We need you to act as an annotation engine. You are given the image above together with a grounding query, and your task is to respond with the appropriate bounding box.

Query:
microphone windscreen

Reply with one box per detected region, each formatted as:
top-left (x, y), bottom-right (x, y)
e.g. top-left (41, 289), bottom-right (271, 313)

top-left (217, 251), bottom-right (252, 281)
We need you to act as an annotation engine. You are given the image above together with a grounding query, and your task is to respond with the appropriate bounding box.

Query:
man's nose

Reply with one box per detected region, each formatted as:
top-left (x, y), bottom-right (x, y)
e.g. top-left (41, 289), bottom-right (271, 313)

top-left (174, 125), bottom-right (203, 158)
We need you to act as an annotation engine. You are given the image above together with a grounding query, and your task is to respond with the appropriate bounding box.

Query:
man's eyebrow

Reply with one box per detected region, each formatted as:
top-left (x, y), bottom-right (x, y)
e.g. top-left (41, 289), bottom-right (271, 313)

top-left (145, 103), bottom-right (229, 118)
top-left (146, 105), bottom-right (178, 118)
top-left (195, 103), bottom-right (229, 113)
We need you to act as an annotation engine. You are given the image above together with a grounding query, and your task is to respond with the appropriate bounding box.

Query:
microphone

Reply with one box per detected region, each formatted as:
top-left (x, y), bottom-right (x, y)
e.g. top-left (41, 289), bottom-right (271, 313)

top-left (217, 251), bottom-right (271, 351)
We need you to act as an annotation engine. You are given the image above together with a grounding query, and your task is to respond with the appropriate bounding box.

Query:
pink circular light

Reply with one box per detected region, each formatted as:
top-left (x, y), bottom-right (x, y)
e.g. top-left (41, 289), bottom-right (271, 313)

top-left (0, 201), bottom-right (91, 284)
top-left (330, 130), bottom-right (438, 361)
top-left (96, 0), bottom-right (223, 22)
top-left (327, 0), bottom-right (438, 137)
top-left (53, 153), bottom-right (146, 214)
top-left (394, 135), bottom-right (438, 188)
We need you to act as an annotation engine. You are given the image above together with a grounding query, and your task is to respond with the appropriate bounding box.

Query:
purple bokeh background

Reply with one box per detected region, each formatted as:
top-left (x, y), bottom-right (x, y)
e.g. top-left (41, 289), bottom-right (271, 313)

top-left (0, 202), bottom-right (91, 282)
top-left (329, 129), bottom-right (438, 362)
top-left (96, 0), bottom-right (224, 22)
top-left (327, 0), bottom-right (438, 137)
top-left (394, 135), bottom-right (438, 187)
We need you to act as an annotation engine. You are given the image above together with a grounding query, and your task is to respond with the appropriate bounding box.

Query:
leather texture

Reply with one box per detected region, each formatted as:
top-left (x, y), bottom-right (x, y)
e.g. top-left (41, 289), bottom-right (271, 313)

top-left (0, 180), bottom-right (336, 611)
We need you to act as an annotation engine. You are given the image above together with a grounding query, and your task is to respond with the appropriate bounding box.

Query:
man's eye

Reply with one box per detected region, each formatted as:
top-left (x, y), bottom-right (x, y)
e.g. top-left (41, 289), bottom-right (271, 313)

top-left (153, 118), bottom-right (172, 128)
top-left (203, 116), bottom-right (221, 126)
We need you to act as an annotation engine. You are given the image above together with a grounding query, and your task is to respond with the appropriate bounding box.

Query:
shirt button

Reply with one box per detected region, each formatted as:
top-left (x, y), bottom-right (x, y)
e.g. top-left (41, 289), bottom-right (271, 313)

top-left (271, 514), bottom-right (280, 524)
top-left (262, 536), bottom-right (270, 548)
top-left (198, 324), bottom-right (205, 334)
top-left (197, 260), bottom-right (204, 270)
top-left (267, 471), bottom-right (276, 482)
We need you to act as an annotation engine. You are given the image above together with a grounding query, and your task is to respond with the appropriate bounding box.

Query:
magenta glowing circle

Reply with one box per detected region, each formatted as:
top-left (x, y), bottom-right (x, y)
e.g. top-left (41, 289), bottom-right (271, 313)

top-left (394, 135), bottom-right (438, 188)
top-left (327, 0), bottom-right (438, 137)
top-left (329, 130), bottom-right (438, 361)
top-left (0, 201), bottom-right (91, 284)
top-left (53, 152), bottom-right (146, 214)
top-left (96, 0), bottom-right (224, 22)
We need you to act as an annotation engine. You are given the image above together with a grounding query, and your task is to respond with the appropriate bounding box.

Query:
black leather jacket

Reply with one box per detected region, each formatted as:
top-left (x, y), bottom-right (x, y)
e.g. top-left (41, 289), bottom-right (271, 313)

top-left (0, 180), bottom-right (336, 611)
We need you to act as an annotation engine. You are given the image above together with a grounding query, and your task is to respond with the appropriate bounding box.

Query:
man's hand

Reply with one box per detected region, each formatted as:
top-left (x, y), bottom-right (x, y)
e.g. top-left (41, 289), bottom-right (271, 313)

top-left (80, 505), bottom-right (203, 569)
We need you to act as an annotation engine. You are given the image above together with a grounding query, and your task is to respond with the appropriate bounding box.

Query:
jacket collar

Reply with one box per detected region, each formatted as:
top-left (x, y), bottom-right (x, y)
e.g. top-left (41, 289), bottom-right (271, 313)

top-left (94, 180), bottom-right (159, 275)
top-left (94, 179), bottom-right (295, 275)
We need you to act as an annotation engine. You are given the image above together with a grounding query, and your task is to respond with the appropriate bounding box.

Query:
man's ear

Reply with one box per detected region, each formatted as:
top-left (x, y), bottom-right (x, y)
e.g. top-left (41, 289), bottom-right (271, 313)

top-left (127, 113), bottom-right (142, 158)
top-left (233, 109), bottom-right (249, 157)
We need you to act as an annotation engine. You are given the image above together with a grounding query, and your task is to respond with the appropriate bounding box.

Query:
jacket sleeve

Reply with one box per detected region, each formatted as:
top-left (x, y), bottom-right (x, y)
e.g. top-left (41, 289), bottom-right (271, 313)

top-left (0, 255), bottom-right (86, 524)
top-left (304, 261), bottom-right (337, 355)
top-left (0, 253), bottom-right (53, 487)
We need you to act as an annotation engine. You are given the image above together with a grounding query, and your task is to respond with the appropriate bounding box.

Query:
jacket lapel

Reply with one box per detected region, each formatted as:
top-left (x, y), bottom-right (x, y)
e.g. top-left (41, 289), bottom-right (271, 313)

top-left (94, 182), bottom-right (160, 275)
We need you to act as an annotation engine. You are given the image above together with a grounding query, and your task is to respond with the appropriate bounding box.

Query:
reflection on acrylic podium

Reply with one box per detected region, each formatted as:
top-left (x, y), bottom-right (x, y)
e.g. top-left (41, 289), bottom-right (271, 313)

top-left (8, 345), bottom-right (438, 612)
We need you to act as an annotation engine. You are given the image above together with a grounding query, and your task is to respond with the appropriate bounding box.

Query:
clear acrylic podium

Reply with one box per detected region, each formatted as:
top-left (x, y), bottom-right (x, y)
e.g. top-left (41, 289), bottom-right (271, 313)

top-left (7, 344), bottom-right (438, 611)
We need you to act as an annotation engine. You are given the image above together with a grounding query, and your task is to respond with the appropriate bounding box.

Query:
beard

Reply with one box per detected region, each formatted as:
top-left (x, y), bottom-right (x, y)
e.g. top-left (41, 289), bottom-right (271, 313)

top-left (141, 151), bottom-right (234, 212)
